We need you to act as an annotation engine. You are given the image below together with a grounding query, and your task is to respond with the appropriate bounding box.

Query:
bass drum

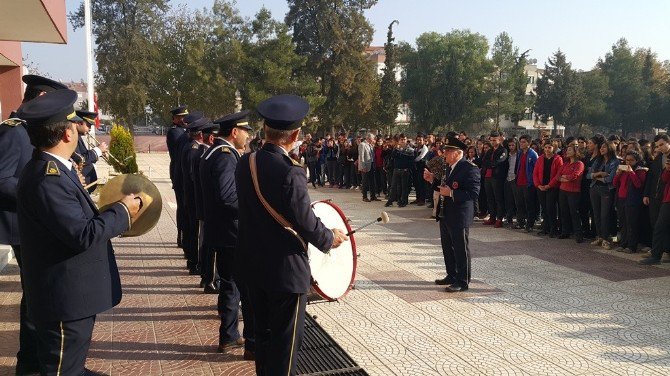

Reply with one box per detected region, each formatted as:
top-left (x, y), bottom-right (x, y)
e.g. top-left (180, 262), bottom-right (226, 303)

top-left (308, 200), bottom-right (357, 301)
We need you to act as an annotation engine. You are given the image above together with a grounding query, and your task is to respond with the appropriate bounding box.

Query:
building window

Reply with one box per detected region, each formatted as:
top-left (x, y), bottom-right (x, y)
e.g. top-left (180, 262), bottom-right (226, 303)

top-left (524, 112), bottom-right (533, 121)
top-left (527, 76), bottom-right (535, 84)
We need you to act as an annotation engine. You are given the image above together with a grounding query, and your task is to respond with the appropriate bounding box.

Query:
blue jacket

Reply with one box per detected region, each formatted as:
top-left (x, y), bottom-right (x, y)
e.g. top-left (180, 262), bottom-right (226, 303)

top-left (587, 157), bottom-right (620, 188)
top-left (435, 158), bottom-right (481, 228)
top-left (515, 148), bottom-right (538, 187)
top-left (0, 122), bottom-right (33, 246)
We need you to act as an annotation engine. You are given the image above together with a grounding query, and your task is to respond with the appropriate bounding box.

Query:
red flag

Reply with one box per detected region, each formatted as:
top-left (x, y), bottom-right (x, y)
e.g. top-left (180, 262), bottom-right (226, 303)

top-left (94, 93), bottom-right (100, 129)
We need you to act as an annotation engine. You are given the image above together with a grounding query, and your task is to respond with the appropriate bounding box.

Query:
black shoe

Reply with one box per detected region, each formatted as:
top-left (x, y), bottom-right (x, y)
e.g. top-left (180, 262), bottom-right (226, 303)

top-left (362, 198), bottom-right (371, 202)
top-left (312, 182), bottom-right (317, 188)
top-left (575, 236), bottom-right (584, 244)
top-left (204, 283), bottom-right (219, 294)
top-left (427, 203), bottom-right (434, 208)
top-left (398, 203), bottom-right (407, 208)
top-left (435, 277), bottom-right (456, 285)
top-left (537, 230), bottom-right (548, 236)
top-left (445, 283), bottom-right (468, 293)
top-left (384, 201), bottom-right (393, 207)
top-left (558, 234), bottom-right (570, 239)
top-left (549, 232), bottom-right (557, 238)
top-left (371, 197), bottom-right (381, 201)
top-left (410, 200), bottom-right (418, 205)
top-left (639, 257), bottom-right (661, 265)
top-left (188, 266), bottom-right (201, 275)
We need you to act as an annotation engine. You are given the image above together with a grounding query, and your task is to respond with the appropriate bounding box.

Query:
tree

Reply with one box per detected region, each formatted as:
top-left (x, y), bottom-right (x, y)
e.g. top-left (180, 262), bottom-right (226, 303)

top-left (571, 69), bottom-right (611, 134)
top-left (488, 32), bottom-right (530, 129)
top-left (638, 49), bottom-right (670, 132)
top-left (597, 39), bottom-right (648, 135)
top-left (534, 50), bottom-right (581, 135)
top-left (239, 7), bottom-right (323, 126)
top-left (379, 20), bottom-right (401, 133)
top-left (70, 0), bottom-right (169, 130)
top-left (400, 30), bottom-right (492, 133)
top-left (286, 0), bottom-right (379, 134)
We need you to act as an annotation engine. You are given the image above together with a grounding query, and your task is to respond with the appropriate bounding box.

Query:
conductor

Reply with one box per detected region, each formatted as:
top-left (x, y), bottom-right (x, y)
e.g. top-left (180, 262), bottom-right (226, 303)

top-left (235, 95), bottom-right (348, 375)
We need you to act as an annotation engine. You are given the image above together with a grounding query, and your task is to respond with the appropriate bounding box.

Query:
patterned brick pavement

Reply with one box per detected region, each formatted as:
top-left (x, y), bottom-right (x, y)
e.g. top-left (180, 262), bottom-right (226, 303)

top-left (1, 153), bottom-right (670, 375)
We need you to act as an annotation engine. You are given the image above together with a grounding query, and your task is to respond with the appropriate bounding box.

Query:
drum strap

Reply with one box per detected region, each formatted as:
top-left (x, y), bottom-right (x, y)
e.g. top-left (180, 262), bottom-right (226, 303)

top-left (249, 152), bottom-right (308, 251)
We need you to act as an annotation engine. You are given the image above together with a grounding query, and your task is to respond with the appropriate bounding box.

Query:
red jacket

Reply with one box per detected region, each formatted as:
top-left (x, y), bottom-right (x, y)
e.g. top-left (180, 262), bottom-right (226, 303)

top-left (613, 168), bottom-right (647, 200)
top-left (663, 168), bottom-right (670, 203)
top-left (549, 160), bottom-right (584, 193)
top-left (533, 154), bottom-right (564, 187)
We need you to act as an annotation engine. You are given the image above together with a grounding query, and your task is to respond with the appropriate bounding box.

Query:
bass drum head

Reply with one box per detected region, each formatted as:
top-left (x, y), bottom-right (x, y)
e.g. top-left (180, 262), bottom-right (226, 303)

top-left (308, 201), bottom-right (357, 301)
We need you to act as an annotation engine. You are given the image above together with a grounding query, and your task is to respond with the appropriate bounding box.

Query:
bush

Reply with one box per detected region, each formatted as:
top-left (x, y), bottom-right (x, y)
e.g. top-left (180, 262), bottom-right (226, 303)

top-left (109, 124), bottom-right (138, 173)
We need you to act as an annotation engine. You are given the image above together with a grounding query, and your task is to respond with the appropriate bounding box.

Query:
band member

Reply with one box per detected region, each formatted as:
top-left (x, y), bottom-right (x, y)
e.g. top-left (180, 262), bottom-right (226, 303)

top-left (180, 117), bottom-right (211, 275)
top-left (71, 110), bottom-right (107, 192)
top-left (166, 105), bottom-right (189, 247)
top-left (202, 110), bottom-right (255, 357)
top-left (425, 137), bottom-right (480, 292)
top-left (1, 74), bottom-right (67, 375)
top-left (236, 95), bottom-right (348, 375)
top-left (16, 89), bottom-right (140, 375)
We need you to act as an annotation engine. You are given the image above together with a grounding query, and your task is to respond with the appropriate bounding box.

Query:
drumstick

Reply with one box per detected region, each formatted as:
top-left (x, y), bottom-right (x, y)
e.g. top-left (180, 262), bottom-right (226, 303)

top-left (83, 180), bottom-right (99, 190)
top-left (346, 211), bottom-right (389, 236)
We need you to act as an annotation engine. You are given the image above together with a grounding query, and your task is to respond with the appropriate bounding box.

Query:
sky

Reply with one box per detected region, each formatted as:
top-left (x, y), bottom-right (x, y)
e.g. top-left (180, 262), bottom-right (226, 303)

top-left (22, 0), bottom-right (670, 82)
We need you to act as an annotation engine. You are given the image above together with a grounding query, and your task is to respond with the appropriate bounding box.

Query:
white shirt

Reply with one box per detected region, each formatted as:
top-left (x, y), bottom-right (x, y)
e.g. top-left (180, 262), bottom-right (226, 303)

top-left (43, 151), bottom-right (73, 171)
top-left (415, 145), bottom-right (429, 162)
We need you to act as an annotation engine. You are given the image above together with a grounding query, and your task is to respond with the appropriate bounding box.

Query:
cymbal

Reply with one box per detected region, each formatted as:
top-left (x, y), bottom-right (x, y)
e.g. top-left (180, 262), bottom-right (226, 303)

top-left (97, 173), bottom-right (162, 237)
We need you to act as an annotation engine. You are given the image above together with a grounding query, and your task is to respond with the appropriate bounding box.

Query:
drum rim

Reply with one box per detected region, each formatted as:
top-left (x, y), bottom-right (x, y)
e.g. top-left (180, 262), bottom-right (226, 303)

top-left (310, 200), bottom-right (357, 301)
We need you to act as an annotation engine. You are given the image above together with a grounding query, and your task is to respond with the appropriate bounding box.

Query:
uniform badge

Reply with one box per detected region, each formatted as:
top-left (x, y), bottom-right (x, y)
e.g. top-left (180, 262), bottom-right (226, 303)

top-left (191, 143), bottom-right (198, 149)
top-left (221, 147), bottom-right (231, 154)
top-left (452, 181), bottom-right (459, 189)
top-left (45, 160), bottom-right (60, 176)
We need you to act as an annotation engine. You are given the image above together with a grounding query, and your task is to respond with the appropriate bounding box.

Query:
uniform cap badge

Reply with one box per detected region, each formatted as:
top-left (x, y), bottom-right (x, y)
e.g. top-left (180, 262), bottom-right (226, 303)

top-left (45, 160), bottom-right (60, 176)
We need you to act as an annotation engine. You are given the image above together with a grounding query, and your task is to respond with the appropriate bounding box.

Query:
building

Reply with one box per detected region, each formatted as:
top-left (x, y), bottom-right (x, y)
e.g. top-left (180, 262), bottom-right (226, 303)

top-left (0, 0), bottom-right (68, 120)
top-left (498, 62), bottom-right (564, 136)
top-left (364, 46), bottom-right (410, 125)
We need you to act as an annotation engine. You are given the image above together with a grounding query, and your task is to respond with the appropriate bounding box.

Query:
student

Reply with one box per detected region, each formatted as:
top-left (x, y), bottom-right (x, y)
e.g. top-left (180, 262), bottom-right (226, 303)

top-left (613, 151), bottom-right (647, 253)
top-left (534, 143), bottom-right (564, 237)
top-left (545, 145), bottom-right (585, 243)
top-left (588, 141), bottom-right (620, 250)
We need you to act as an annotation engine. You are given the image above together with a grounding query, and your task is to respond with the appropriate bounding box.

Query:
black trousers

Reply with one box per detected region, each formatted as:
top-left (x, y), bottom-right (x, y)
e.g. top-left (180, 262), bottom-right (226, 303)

top-left (374, 168), bottom-right (387, 195)
top-left (216, 246), bottom-right (241, 345)
top-left (389, 169), bottom-right (410, 205)
top-left (485, 177), bottom-right (505, 220)
top-left (439, 220), bottom-right (471, 285)
top-left (174, 187), bottom-right (185, 239)
top-left (478, 177), bottom-right (487, 215)
top-left (650, 203), bottom-right (670, 260)
top-left (538, 188), bottom-right (559, 234)
top-left (251, 288), bottom-right (306, 376)
top-left (361, 169), bottom-right (377, 199)
top-left (590, 185), bottom-right (615, 240)
top-left (34, 315), bottom-right (95, 376)
top-left (504, 180), bottom-right (518, 223)
top-left (558, 190), bottom-right (582, 237)
top-left (307, 162), bottom-right (321, 186)
top-left (414, 162), bottom-right (426, 202)
top-left (183, 206), bottom-right (198, 269)
top-left (617, 199), bottom-right (642, 251)
top-left (519, 185), bottom-right (538, 227)
top-left (12, 246), bottom-right (40, 371)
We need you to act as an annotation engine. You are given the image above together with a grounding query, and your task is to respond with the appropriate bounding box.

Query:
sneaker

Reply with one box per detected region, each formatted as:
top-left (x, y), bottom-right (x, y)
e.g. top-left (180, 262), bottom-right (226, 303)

top-left (590, 238), bottom-right (603, 246)
top-left (602, 240), bottom-right (613, 250)
top-left (384, 201), bottom-right (393, 207)
top-left (494, 220), bottom-right (503, 228)
top-left (362, 198), bottom-right (371, 202)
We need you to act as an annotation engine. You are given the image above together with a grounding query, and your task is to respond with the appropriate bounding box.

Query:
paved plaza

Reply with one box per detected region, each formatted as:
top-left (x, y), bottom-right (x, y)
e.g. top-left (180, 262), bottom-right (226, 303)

top-left (2, 152), bottom-right (670, 375)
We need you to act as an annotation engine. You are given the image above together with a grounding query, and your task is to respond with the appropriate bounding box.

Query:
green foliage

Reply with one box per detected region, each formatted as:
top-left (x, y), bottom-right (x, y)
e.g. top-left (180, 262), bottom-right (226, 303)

top-left (379, 21), bottom-right (401, 130)
top-left (109, 125), bottom-right (139, 174)
top-left (70, 0), bottom-right (168, 128)
top-left (286, 0), bottom-right (379, 134)
top-left (571, 69), bottom-right (612, 133)
top-left (534, 50), bottom-right (581, 134)
top-left (400, 30), bottom-right (492, 133)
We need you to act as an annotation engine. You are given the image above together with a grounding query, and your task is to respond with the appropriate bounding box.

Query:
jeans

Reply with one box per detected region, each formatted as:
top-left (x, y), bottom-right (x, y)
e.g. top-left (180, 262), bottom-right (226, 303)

top-left (504, 180), bottom-right (518, 223)
top-left (538, 188), bottom-right (558, 234)
top-left (389, 169), bottom-right (410, 205)
top-left (590, 185), bottom-right (615, 240)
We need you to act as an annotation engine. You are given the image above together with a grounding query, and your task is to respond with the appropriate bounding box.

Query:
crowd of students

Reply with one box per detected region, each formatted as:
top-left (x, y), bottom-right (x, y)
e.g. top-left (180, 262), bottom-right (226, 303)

top-left (287, 130), bottom-right (670, 264)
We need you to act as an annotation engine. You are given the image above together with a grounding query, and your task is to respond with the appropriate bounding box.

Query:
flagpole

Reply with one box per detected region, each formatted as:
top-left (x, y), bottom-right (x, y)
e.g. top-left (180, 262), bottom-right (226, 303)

top-left (84, 0), bottom-right (95, 130)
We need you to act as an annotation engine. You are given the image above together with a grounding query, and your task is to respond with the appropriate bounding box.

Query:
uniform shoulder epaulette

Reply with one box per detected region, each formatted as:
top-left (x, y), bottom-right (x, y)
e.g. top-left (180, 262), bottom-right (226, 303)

top-left (221, 147), bottom-right (231, 154)
top-left (0, 119), bottom-right (24, 127)
top-left (45, 160), bottom-right (60, 176)
top-left (191, 143), bottom-right (198, 149)
top-left (282, 154), bottom-right (302, 167)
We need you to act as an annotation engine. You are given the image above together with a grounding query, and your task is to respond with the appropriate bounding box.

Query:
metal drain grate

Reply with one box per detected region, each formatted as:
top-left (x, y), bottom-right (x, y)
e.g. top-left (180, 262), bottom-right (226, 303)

top-left (297, 315), bottom-right (369, 376)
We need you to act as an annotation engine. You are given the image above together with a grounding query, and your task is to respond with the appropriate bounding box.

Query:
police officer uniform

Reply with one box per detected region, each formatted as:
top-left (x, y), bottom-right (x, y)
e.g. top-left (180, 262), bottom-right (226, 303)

top-left (236, 95), bottom-right (334, 375)
top-left (16, 90), bottom-right (132, 375)
top-left (433, 138), bottom-right (480, 292)
top-left (2, 74), bottom-right (68, 375)
top-left (180, 117), bottom-right (212, 275)
top-left (166, 105), bottom-right (190, 247)
top-left (200, 110), bottom-right (256, 356)
top-left (71, 110), bottom-right (102, 192)
top-left (193, 124), bottom-right (215, 288)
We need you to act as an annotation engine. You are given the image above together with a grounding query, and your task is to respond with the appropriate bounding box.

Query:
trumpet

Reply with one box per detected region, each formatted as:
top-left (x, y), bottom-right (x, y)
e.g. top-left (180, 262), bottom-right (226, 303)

top-left (86, 133), bottom-right (126, 166)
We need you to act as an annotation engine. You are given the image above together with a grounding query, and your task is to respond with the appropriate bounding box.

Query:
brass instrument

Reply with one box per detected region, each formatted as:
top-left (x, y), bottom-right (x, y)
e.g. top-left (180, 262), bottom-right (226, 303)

top-left (97, 174), bottom-right (162, 237)
top-left (85, 133), bottom-right (125, 166)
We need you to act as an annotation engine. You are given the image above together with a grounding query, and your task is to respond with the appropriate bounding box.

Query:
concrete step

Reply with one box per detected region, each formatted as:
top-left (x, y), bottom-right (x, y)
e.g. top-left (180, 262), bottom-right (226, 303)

top-left (0, 244), bottom-right (13, 272)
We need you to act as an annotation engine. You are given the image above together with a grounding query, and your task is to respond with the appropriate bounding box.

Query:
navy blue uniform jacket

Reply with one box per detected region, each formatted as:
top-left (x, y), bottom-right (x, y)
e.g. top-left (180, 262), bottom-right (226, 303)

top-left (71, 137), bottom-right (99, 187)
top-left (235, 143), bottom-right (334, 293)
top-left (435, 159), bottom-right (481, 228)
top-left (17, 152), bottom-right (130, 322)
top-left (200, 139), bottom-right (240, 249)
top-left (0, 123), bottom-right (33, 245)
top-left (192, 144), bottom-right (208, 220)
top-left (167, 126), bottom-right (188, 185)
